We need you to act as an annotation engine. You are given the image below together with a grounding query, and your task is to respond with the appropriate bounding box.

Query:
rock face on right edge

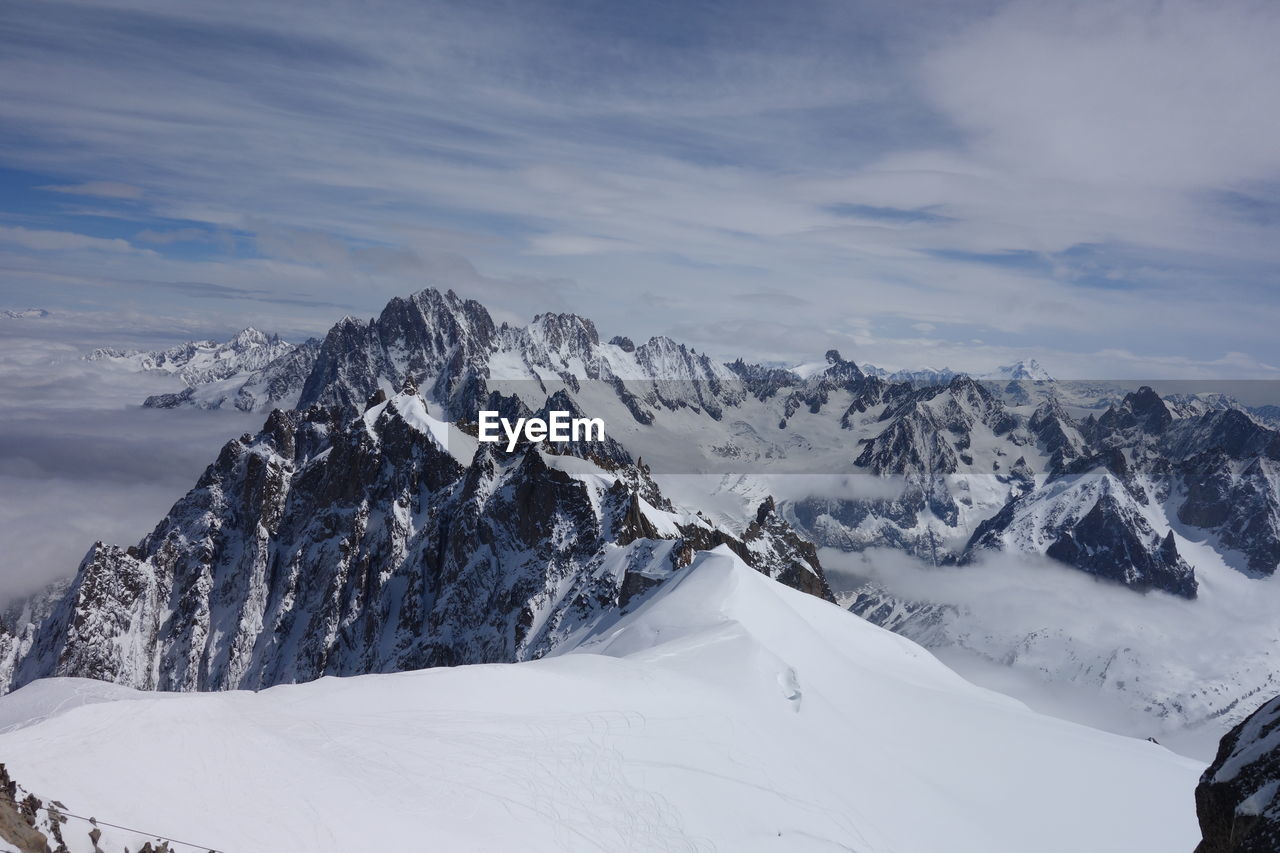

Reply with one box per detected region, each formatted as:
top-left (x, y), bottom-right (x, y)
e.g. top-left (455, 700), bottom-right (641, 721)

top-left (1195, 694), bottom-right (1280, 853)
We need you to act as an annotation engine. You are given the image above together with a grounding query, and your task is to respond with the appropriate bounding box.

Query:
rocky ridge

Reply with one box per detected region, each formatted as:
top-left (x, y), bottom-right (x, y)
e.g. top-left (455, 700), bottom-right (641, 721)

top-left (0, 379), bottom-right (827, 693)
top-left (6, 286), bottom-right (1280, 721)
top-left (1195, 694), bottom-right (1280, 853)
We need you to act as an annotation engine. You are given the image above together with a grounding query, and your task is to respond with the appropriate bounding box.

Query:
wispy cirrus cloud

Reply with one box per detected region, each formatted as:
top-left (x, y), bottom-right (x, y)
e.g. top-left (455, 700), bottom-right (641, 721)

top-left (0, 225), bottom-right (153, 254)
top-left (0, 0), bottom-right (1276, 376)
top-left (36, 181), bottom-right (144, 199)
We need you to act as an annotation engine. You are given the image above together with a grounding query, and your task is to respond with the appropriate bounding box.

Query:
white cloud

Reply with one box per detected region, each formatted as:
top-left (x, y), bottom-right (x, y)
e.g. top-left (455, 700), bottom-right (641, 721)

top-left (922, 0), bottom-right (1280, 188)
top-left (37, 180), bottom-right (144, 199)
top-left (0, 327), bottom-right (259, 602)
top-left (525, 234), bottom-right (637, 256)
top-left (0, 226), bottom-right (152, 255)
top-left (0, 0), bottom-right (1277, 376)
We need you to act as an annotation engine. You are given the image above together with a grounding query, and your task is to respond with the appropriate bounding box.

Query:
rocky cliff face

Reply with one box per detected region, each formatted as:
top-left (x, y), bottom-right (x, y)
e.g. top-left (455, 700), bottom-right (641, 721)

top-left (79, 290), bottom-right (1280, 604)
top-left (77, 291), bottom-right (1280, 605)
top-left (1028, 395), bottom-right (1088, 476)
top-left (965, 469), bottom-right (1198, 597)
top-left (1195, 695), bottom-right (1280, 853)
top-left (0, 763), bottom-right (58, 853)
top-left (299, 290), bottom-right (497, 416)
top-left (1, 381), bottom-right (828, 693)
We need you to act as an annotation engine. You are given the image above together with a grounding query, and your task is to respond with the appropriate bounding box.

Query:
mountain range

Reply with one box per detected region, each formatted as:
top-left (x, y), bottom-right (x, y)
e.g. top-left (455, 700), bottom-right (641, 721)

top-left (5, 287), bottom-right (1280, 752)
top-left (87, 327), bottom-right (320, 412)
top-left (859, 356), bottom-right (1054, 385)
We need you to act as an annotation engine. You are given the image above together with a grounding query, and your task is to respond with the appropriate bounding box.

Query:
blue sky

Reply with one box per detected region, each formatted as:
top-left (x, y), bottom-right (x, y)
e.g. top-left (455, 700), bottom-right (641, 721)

top-left (2, 0), bottom-right (1280, 376)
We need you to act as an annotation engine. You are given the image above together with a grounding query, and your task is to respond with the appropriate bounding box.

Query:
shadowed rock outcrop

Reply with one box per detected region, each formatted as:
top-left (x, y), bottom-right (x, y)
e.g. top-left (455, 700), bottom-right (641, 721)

top-left (1195, 695), bottom-right (1280, 853)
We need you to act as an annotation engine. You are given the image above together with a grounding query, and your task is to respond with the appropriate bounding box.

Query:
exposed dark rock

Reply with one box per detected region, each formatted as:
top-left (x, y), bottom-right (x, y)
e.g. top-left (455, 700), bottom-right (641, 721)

top-left (964, 472), bottom-right (1198, 598)
top-left (1029, 395), bottom-right (1085, 477)
top-left (2, 383), bottom-right (836, 693)
top-left (1179, 453), bottom-right (1280, 575)
top-left (0, 766), bottom-right (51, 853)
top-left (611, 484), bottom-right (661, 546)
top-left (0, 783), bottom-right (177, 853)
top-left (742, 498), bottom-right (833, 602)
top-left (16, 285), bottom-right (1280, 703)
top-left (1195, 694), bottom-right (1280, 853)
top-left (533, 390), bottom-right (632, 468)
top-left (1044, 493), bottom-right (1197, 598)
top-left (299, 289), bottom-right (496, 417)
top-left (1088, 386), bottom-right (1173, 447)
top-left (142, 387), bottom-right (196, 409)
top-left (726, 359), bottom-right (800, 402)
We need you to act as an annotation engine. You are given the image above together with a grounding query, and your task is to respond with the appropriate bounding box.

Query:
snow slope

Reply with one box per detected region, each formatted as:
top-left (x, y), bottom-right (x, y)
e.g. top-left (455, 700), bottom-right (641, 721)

top-left (0, 549), bottom-right (1200, 853)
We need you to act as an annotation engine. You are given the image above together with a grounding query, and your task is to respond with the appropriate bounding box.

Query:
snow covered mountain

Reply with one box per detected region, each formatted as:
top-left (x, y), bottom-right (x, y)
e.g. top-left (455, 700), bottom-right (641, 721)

top-left (7, 286), bottom-right (1280, 751)
top-left (993, 357), bottom-right (1053, 381)
top-left (1249, 404), bottom-right (1280, 430)
top-left (965, 467), bottom-right (1198, 596)
top-left (87, 327), bottom-right (293, 383)
top-left (0, 378), bottom-right (826, 693)
top-left (86, 327), bottom-right (319, 412)
top-left (295, 290), bottom-right (741, 420)
top-left (142, 337), bottom-right (321, 412)
top-left (859, 357), bottom-right (1053, 387)
top-left (0, 550), bottom-right (1202, 853)
top-left (860, 363), bottom-right (961, 386)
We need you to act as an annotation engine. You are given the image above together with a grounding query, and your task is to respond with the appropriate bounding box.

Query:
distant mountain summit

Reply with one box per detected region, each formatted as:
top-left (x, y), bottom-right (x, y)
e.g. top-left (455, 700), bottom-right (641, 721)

top-left (860, 364), bottom-right (960, 386)
top-left (859, 357), bottom-right (1053, 386)
top-left (6, 287), bottom-right (1280, 746)
top-left (87, 327), bottom-right (321, 412)
top-left (993, 358), bottom-right (1053, 382)
top-left (87, 327), bottom-right (295, 385)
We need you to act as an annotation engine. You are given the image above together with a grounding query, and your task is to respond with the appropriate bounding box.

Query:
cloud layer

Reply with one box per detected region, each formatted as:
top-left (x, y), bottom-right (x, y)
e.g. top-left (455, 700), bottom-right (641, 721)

top-left (0, 322), bottom-right (259, 602)
top-left (0, 0), bottom-right (1278, 375)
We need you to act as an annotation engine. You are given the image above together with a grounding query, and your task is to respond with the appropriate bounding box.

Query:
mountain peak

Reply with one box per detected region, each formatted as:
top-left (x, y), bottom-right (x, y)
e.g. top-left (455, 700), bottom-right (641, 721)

top-left (1120, 385), bottom-right (1173, 433)
top-left (229, 327), bottom-right (276, 347)
top-left (84, 326), bottom-right (295, 388)
top-left (994, 358), bottom-right (1053, 382)
top-left (530, 311), bottom-right (601, 352)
